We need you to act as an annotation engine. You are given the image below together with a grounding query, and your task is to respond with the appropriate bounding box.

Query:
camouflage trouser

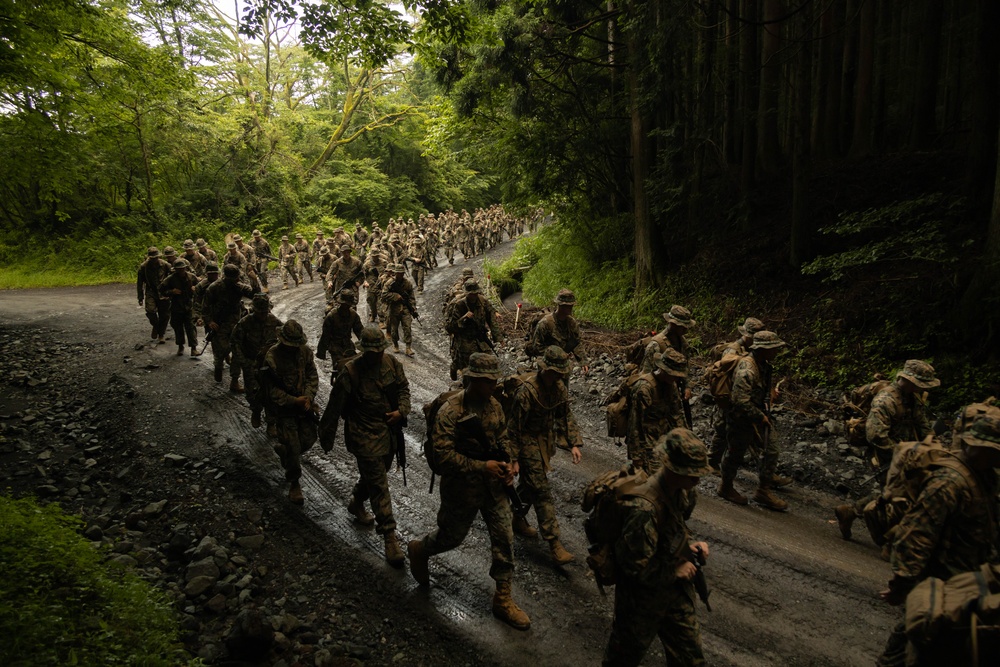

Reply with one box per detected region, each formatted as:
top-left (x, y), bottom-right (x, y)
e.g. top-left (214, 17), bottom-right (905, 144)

top-left (411, 265), bottom-right (425, 291)
top-left (169, 306), bottom-right (198, 347)
top-left (386, 307), bottom-right (412, 346)
top-left (351, 453), bottom-right (396, 535)
top-left (235, 361), bottom-right (261, 413)
top-left (211, 324), bottom-right (239, 379)
top-left (629, 430), bottom-right (666, 477)
top-left (423, 473), bottom-right (514, 583)
top-left (366, 288), bottom-right (380, 322)
top-left (516, 442), bottom-right (560, 542)
top-left (273, 413), bottom-right (317, 483)
top-left (255, 261), bottom-right (269, 288)
top-left (853, 447), bottom-right (892, 516)
top-left (451, 337), bottom-right (491, 378)
top-left (281, 263), bottom-right (297, 287)
top-left (145, 294), bottom-right (171, 337)
top-left (444, 245), bottom-right (454, 264)
top-left (720, 417), bottom-right (780, 488)
top-left (708, 408), bottom-right (729, 469)
top-left (297, 254), bottom-right (312, 281)
top-left (603, 579), bottom-right (704, 667)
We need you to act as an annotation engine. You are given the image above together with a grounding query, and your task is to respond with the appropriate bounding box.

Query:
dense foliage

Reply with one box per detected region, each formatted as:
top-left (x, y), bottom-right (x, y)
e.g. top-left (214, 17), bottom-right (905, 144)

top-left (0, 495), bottom-right (190, 665)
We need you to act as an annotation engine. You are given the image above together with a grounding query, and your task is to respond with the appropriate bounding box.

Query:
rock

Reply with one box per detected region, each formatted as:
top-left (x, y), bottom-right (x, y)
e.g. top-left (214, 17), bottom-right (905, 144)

top-left (236, 534), bottom-right (265, 551)
top-left (143, 499), bottom-right (168, 516)
top-left (109, 554), bottom-right (138, 568)
top-left (204, 593), bottom-right (227, 614)
top-left (192, 535), bottom-right (227, 561)
top-left (226, 609), bottom-right (275, 661)
top-left (197, 643), bottom-right (220, 663)
top-left (112, 540), bottom-right (134, 554)
top-left (236, 574), bottom-right (254, 590)
top-left (186, 556), bottom-right (221, 583)
top-left (163, 453), bottom-right (188, 466)
top-left (184, 576), bottom-right (216, 597)
top-left (36, 450), bottom-right (52, 461)
top-left (824, 419), bottom-right (845, 435)
top-left (279, 612), bottom-right (300, 634)
top-left (83, 525), bottom-right (104, 541)
top-left (35, 484), bottom-right (60, 496)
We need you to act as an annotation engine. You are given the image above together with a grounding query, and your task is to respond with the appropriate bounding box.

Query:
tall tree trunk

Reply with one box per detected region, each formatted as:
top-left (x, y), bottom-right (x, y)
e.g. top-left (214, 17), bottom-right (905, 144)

top-left (739, 0), bottom-right (759, 226)
top-left (822, 0), bottom-right (845, 157)
top-left (791, 12), bottom-right (813, 267)
top-left (724, 0), bottom-right (739, 162)
top-left (964, 0), bottom-right (999, 210)
top-left (849, 0), bottom-right (876, 157)
top-left (757, 0), bottom-right (782, 175)
top-left (910, 0), bottom-right (944, 148)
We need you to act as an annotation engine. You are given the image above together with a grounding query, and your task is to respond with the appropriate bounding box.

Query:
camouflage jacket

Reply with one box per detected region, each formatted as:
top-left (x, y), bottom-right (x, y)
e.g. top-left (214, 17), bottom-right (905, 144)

top-left (230, 312), bottom-right (282, 368)
top-left (137, 257), bottom-right (172, 302)
top-left (730, 354), bottom-right (771, 425)
top-left (432, 390), bottom-right (511, 478)
top-left (317, 307), bottom-right (363, 363)
top-left (628, 374), bottom-right (685, 449)
top-left (203, 279), bottom-right (254, 328)
top-left (867, 381), bottom-right (933, 453)
top-left (382, 277), bottom-right (417, 315)
top-left (531, 313), bottom-right (584, 364)
top-left (192, 277), bottom-right (217, 320)
top-left (199, 247), bottom-right (218, 263)
top-left (236, 244), bottom-right (256, 267)
top-left (639, 330), bottom-right (688, 373)
top-left (278, 243), bottom-right (296, 265)
top-left (251, 238), bottom-right (272, 263)
top-left (184, 251), bottom-right (208, 278)
top-left (316, 254), bottom-right (334, 277)
top-left (891, 456), bottom-right (999, 585)
top-left (507, 374), bottom-right (582, 466)
top-left (263, 344), bottom-right (319, 417)
top-left (312, 239), bottom-right (325, 257)
top-left (222, 251), bottom-right (247, 274)
top-left (445, 296), bottom-right (502, 344)
top-left (353, 228), bottom-right (369, 247)
top-left (158, 270), bottom-right (198, 312)
top-left (615, 483), bottom-right (694, 590)
top-left (362, 257), bottom-right (385, 286)
top-left (320, 353), bottom-right (410, 456)
top-left (293, 240), bottom-right (311, 258)
top-left (327, 256), bottom-right (363, 293)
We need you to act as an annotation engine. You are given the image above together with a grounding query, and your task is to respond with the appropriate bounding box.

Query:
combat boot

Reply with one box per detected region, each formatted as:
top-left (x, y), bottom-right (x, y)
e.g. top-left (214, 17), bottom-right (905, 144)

top-left (512, 515), bottom-right (537, 538)
top-left (151, 326), bottom-right (158, 340)
top-left (491, 582), bottom-right (530, 630)
top-left (753, 488), bottom-right (788, 512)
top-left (834, 505), bottom-right (856, 540)
top-left (393, 343), bottom-right (401, 354)
top-left (408, 539), bottom-right (430, 586)
top-left (347, 498), bottom-right (375, 526)
top-left (251, 411), bottom-right (262, 429)
top-left (266, 422), bottom-right (277, 438)
top-left (769, 473), bottom-right (794, 488)
top-left (230, 378), bottom-right (244, 393)
top-left (548, 539), bottom-right (575, 565)
top-left (288, 483), bottom-right (304, 505)
top-left (190, 344), bottom-right (201, 357)
top-left (404, 346), bottom-right (414, 357)
top-left (383, 532), bottom-right (405, 569)
top-left (214, 365), bottom-right (223, 383)
top-left (717, 479), bottom-right (748, 505)
top-left (177, 345), bottom-right (184, 356)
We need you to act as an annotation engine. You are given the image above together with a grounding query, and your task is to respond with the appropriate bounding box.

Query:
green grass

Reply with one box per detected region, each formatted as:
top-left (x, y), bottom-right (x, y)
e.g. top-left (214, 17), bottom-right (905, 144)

top-left (0, 495), bottom-right (195, 666)
top-left (0, 267), bottom-right (133, 290)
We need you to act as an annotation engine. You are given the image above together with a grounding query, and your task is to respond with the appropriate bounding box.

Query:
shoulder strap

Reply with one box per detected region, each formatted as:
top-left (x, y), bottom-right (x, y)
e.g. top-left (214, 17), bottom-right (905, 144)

top-left (935, 455), bottom-right (998, 547)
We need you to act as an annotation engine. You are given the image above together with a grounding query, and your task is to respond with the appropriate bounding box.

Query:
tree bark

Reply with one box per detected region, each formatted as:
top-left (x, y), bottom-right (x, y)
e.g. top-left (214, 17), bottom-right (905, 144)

top-left (848, 0), bottom-right (876, 158)
top-left (757, 0), bottom-right (782, 175)
top-left (739, 0), bottom-right (759, 223)
top-left (964, 0), bottom-right (999, 210)
top-left (910, 0), bottom-right (944, 149)
top-left (791, 16), bottom-right (813, 267)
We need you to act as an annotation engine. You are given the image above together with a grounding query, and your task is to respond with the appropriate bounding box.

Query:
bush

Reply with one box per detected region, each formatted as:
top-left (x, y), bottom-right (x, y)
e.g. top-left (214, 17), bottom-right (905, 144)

top-left (0, 495), bottom-right (193, 666)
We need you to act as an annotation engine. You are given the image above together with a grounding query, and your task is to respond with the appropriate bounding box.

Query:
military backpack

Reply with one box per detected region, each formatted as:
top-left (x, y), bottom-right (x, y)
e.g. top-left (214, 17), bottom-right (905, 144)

top-left (842, 376), bottom-right (892, 447)
top-left (581, 467), bottom-right (660, 592)
top-left (704, 352), bottom-right (747, 409)
top-left (421, 389), bottom-right (461, 481)
top-left (603, 372), bottom-right (645, 440)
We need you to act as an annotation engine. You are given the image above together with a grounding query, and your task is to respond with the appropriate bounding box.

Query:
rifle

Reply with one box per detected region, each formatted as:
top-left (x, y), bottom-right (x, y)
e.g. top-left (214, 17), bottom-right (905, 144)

top-left (689, 545), bottom-right (712, 611)
top-left (257, 253), bottom-right (279, 263)
top-left (387, 280), bottom-right (421, 325)
top-left (454, 414), bottom-right (530, 518)
top-left (386, 381), bottom-right (408, 487)
top-left (199, 327), bottom-right (216, 355)
top-left (680, 379), bottom-right (694, 429)
top-left (330, 266), bottom-right (365, 301)
top-left (463, 309), bottom-right (497, 354)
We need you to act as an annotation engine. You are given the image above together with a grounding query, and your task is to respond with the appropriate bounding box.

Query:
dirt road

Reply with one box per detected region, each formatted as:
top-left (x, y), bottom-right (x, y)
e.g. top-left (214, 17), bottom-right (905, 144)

top-left (0, 239), bottom-right (897, 666)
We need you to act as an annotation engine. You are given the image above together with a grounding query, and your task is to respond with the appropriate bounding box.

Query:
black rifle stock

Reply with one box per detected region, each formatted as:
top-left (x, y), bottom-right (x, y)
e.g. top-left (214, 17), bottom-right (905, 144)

top-left (454, 415), bottom-right (529, 518)
top-left (689, 545), bottom-right (712, 611)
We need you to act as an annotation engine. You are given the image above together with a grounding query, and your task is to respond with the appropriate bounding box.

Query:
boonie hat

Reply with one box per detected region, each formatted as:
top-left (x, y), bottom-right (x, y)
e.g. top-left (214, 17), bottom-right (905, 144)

top-left (295, 233), bottom-right (304, 239)
top-left (252, 229), bottom-right (261, 237)
top-left (338, 289), bottom-right (356, 304)
top-left (738, 317), bottom-right (765, 337)
top-left (553, 289), bottom-right (576, 306)
top-left (464, 280), bottom-right (481, 294)
top-left (538, 346), bottom-right (571, 375)
top-left (222, 264), bottom-right (240, 278)
top-left (656, 428), bottom-right (711, 477)
top-left (464, 353), bottom-right (502, 380)
top-left (341, 245), bottom-right (352, 253)
top-left (206, 262), bottom-right (220, 274)
top-left (654, 348), bottom-right (688, 377)
top-left (173, 259), bottom-right (189, 269)
top-left (251, 293), bottom-right (270, 311)
top-left (897, 359), bottom-right (940, 390)
top-left (183, 239), bottom-right (195, 249)
top-left (750, 331), bottom-right (786, 350)
top-left (196, 238), bottom-right (207, 247)
top-left (281, 235), bottom-right (289, 242)
top-left (163, 246), bottom-right (176, 257)
top-left (359, 324), bottom-right (389, 352)
top-left (663, 305), bottom-right (695, 328)
top-left (226, 242), bottom-right (237, 249)
top-left (233, 234), bottom-right (243, 242)
top-left (277, 320), bottom-right (307, 347)
top-left (147, 246), bottom-right (160, 257)
top-left (392, 263), bottom-right (405, 273)
top-left (960, 415), bottom-right (1000, 451)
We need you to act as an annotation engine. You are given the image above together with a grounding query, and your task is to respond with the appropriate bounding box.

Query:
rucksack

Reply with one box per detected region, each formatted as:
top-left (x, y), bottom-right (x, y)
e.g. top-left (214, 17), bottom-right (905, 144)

top-left (704, 352), bottom-right (746, 409)
top-left (422, 389), bottom-right (461, 480)
top-left (905, 563), bottom-right (1000, 658)
top-left (842, 376), bottom-right (892, 447)
top-left (625, 332), bottom-right (662, 367)
top-left (581, 467), bottom-right (658, 592)
top-left (497, 372), bottom-right (536, 419)
top-left (602, 372), bottom-right (645, 440)
top-left (861, 438), bottom-right (987, 546)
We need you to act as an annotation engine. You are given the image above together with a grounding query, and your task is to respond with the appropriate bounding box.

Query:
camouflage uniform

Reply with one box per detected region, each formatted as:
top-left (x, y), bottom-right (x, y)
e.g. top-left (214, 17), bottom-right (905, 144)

top-left (222, 245), bottom-right (247, 276)
top-left (317, 291), bottom-right (364, 382)
top-left (196, 239), bottom-right (218, 263)
top-left (877, 417), bottom-right (1000, 667)
top-left (441, 226), bottom-right (456, 265)
top-left (278, 238), bottom-right (297, 288)
top-left (261, 321), bottom-right (319, 492)
top-left (202, 267), bottom-right (255, 382)
top-left (362, 253), bottom-right (387, 322)
top-left (231, 296), bottom-right (282, 424)
top-left (137, 249), bottom-right (172, 339)
top-left (445, 281), bottom-right (502, 379)
top-left (530, 294), bottom-right (584, 366)
top-left (508, 348), bottom-right (582, 546)
top-left (628, 349), bottom-right (687, 474)
top-left (293, 235), bottom-right (313, 282)
top-left (407, 237), bottom-right (427, 292)
top-left (182, 243), bottom-right (208, 278)
top-left (315, 247), bottom-right (334, 282)
top-left (604, 430), bottom-right (709, 667)
top-left (319, 333), bottom-right (410, 538)
top-left (250, 232), bottom-right (272, 289)
top-left (192, 267), bottom-right (218, 338)
top-left (708, 318), bottom-right (763, 470)
top-left (158, 261), bottom-right (199, 351)
top-left (383, 268), bottom-right (417, 351)
top-left (326, 251), bottom-right (363, 299)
